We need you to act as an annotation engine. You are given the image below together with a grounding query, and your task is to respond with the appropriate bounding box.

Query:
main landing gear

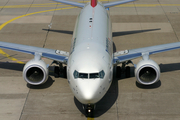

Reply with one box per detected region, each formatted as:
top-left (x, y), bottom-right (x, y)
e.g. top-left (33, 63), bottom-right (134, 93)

top-left (116, 60), bottom-right (133, 79)
top-left (52, 61), bottom-right (67, 78)
top-left (83, 104), bottom-right (95, 117)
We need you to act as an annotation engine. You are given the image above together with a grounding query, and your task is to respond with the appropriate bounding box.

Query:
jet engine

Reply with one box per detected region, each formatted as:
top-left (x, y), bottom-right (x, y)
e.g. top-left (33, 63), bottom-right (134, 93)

top-left (135, 59), bottom-right (160, 85)
top-left (23, 59), bottom-right (49, 85)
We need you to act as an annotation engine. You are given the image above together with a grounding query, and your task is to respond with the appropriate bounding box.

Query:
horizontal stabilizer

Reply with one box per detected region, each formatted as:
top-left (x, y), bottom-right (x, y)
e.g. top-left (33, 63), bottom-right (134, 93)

top-left (53, 0), bottom-right (85, 8)
top-left (103, 0), bottom-right (135, 8)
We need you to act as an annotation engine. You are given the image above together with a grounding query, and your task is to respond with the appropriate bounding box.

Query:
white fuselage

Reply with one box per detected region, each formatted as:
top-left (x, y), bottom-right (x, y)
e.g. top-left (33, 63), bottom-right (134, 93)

top-left (67, 2), bottom-right (113, 104)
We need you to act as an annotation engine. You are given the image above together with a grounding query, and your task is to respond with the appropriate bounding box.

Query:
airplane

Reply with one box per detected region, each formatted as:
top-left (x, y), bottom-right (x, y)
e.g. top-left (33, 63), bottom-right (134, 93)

top-left (0, 0), bottom-right (180, 117)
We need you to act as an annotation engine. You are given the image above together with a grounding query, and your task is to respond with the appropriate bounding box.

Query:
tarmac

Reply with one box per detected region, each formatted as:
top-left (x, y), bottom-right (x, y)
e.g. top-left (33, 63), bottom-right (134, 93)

top-left (0, 0), bottom-right (180, 120)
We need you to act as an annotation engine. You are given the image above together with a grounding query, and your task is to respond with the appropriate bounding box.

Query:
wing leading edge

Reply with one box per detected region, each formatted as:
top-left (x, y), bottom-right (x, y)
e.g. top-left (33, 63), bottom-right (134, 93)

top-left (0, 41), bottom-right (69, 64)
top-left (114, 42), bottom-right (180, 64)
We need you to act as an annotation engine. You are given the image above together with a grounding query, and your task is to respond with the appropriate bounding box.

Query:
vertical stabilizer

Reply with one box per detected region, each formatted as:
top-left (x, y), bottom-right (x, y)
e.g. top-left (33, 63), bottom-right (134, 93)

top-left (91, 0), bottom-right (97, 7)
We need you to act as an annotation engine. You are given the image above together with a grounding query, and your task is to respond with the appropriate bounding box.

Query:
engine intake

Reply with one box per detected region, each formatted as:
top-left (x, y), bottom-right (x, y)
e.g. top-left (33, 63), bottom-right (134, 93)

top-left (135, 59), bottom-right (160, 85)
top-left (23, 59), bottom-right (49, 85)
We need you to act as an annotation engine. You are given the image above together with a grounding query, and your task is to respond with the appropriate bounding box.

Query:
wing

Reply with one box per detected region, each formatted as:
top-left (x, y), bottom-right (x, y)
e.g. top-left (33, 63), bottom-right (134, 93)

top-left (113, 42), bottom-right (180, 65)
top-left (103, 0), bottom-right (135, 8)
top-left (53, 0), bottom-right (135, 8)
top-left (53, 0), bottom-right (85, 8)
top-left (0, 41), bottom-right (69, 64)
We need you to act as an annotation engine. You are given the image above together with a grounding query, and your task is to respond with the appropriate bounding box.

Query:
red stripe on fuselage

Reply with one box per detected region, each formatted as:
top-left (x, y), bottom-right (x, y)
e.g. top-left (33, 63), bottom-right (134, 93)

top-left (91, 0), bottom-right (97, 7)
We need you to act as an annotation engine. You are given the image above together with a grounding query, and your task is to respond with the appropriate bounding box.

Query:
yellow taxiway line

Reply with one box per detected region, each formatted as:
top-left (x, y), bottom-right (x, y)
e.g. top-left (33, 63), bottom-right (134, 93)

top-left (2, 1), bottom-right (178, 64)
top-left (0, 4), bottom-right (68, 8)
top-left (1, 2), bottom-right (180, 8)
top-left (0, 3), bottom-right (61, 8)
top-left (0, 6), bottom-right (76, 31)
top-left (0, 3), bottom-right (96, 119)
top-left (0, 6), bottom-right (76, 64)
top-left (2, 1), bottom-right (178, 119)
top-left (0, 49), bottom-right (24, 64)
top-left (87, 117), bottom-right (94, 120)
top-left (0, 2), bottom-right (179, 63)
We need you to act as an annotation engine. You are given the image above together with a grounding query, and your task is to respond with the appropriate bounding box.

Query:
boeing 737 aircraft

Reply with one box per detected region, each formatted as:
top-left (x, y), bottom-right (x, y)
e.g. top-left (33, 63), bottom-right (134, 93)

top-left (0, 0), bottom-right (180, 116)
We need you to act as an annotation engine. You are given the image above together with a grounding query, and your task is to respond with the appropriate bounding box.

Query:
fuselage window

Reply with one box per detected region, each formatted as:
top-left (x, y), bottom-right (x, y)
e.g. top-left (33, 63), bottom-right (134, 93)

top-left (99, 70), bottom-right (105, 79)
top-left (90, 73), bottom-right (99, 79)
top-left (79, 73), bottom-right (88, 79)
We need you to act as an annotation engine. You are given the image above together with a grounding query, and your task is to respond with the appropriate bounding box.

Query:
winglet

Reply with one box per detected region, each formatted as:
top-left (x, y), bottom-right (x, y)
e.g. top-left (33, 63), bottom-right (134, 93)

top-left (91, 0), bottom-right (97, 7)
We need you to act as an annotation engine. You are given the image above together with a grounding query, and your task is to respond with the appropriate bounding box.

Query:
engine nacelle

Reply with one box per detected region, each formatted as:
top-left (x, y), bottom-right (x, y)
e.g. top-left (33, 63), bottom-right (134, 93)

top-left (23, 59), bottom-right (49, 85)
top-left (135, 59), bottom-right (160, 85)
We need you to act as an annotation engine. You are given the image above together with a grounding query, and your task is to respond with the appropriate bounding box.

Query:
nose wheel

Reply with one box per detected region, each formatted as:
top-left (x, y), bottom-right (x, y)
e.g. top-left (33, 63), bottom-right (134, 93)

top-left (83, 104), bottom-right (95, 117)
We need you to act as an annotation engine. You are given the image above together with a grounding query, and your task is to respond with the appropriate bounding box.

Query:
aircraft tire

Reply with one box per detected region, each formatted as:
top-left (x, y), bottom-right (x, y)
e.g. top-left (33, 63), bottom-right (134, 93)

top-left (125, 66), bottom-right (130, 78)
top-left (54, 66), bottom-right (60, 77)
top-left (83, 104), bottom-right (95, 117)
top-left (116, 66), bottom-right (121, 78)
top-left (63, 66), bottom-right (67, 78)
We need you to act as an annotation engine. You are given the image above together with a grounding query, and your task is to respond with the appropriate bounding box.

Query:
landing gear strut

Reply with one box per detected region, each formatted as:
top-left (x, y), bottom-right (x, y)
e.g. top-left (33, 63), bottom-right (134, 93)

top-left (52, 61), bottom-right (67, 78)
top-left (116, 66), bottom-right (121, 78)
top-left (116, 60), bottom-right (133, 78)
top-left (125, 66), bottom-right (130, 78)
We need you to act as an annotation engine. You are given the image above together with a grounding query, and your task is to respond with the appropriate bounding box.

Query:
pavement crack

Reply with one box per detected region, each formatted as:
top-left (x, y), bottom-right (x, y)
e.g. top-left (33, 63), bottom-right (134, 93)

top-left (0, 0), bottom-right (10, 13)
top-left (43, 3), bottom-right (58, 48)
top-left (19, 88), bottom-right (30, 120)
top-left (25, 0), bottom-right (35, 15)
top-left (157, 0), bottom-right (180, 42)
top-left (115, 99), bottom-right (119, 120)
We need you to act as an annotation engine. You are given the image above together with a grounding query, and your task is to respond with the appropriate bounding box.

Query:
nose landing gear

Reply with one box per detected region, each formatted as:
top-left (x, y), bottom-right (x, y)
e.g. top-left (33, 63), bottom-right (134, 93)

top-left (83, 104), bottom-right (95, 117)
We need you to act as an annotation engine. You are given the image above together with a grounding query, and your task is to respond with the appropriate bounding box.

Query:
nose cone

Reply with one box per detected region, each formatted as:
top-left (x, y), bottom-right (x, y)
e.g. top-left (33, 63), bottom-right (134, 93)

top-left (77, 80), bottom-right (101, 104)
top-left (81, 90), bottom-right (95, 102)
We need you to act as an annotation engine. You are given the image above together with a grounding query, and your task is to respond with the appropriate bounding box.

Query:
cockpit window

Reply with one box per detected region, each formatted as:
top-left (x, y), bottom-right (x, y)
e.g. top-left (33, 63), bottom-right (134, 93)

top-left (99, 70), bottom-right (105, 79)
top-left (73, 70), bottom-right (79, 79)
top-left (90, 73), bottom-right (99, 79)
top-left (73, 70), bottom-right (105, 79)
top-left (79, 73), bottom-right (88, 79)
